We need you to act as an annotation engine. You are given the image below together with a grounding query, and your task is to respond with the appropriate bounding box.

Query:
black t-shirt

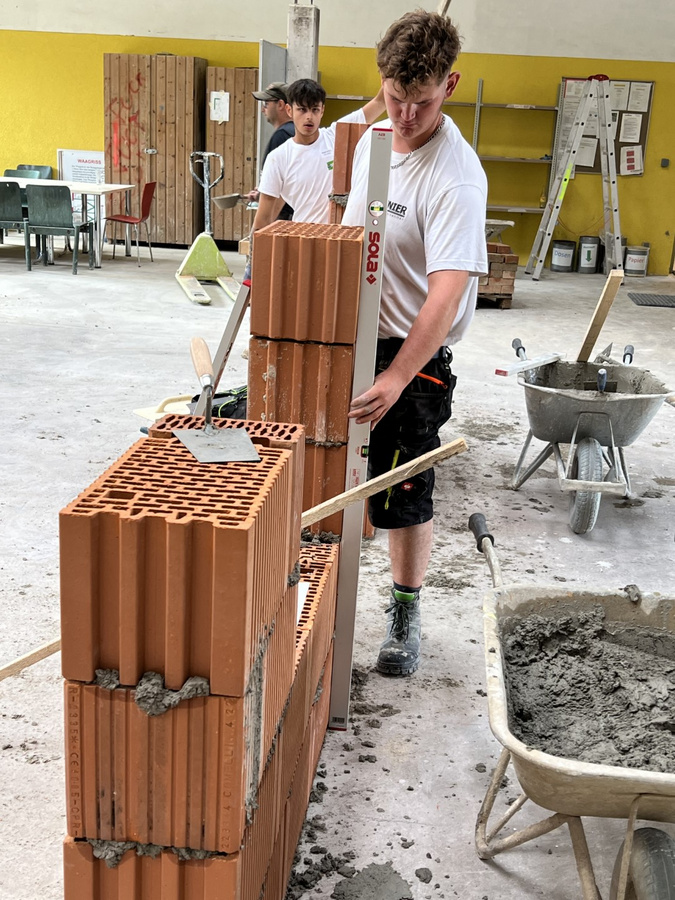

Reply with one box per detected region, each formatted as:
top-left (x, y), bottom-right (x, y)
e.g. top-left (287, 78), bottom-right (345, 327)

top-left (262, 122), bottom-right (295, 220)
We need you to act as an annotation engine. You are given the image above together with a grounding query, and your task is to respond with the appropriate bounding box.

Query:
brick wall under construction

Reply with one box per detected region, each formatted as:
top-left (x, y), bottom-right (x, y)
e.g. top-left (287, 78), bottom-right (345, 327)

top-left (60, 421), bottom-right (340, 900)
top-left (248, 221), bottom-right (363, 535)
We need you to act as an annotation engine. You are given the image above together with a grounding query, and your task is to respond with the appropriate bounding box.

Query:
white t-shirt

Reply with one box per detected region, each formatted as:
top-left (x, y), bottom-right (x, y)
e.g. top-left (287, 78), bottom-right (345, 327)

top-left (259, 109), bottom-right (367, 224)
top-left (342, 115), bottom-right (488, 345)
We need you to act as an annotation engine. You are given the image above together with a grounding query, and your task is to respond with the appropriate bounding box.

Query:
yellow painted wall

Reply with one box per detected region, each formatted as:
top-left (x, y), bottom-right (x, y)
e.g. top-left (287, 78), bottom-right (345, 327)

top-left (2, 32), bottom-right (673, 271)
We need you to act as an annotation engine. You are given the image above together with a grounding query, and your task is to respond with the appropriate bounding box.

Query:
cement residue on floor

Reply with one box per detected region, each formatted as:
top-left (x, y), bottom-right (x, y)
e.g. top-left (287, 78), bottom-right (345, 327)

top-left (502, 606), bottom-right (675, 772)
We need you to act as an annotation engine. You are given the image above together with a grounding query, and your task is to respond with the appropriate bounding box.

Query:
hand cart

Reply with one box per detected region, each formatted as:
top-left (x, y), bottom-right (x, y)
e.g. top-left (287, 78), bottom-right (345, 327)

top-left (468, 512), bottom-right (675, 900)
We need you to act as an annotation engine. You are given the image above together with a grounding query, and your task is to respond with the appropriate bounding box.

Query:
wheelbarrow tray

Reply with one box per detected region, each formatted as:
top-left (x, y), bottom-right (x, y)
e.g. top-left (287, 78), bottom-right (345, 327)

top-left (518, 360), bottom-right (673, 446)
top-left (483, 582), bottom-right (675, 823)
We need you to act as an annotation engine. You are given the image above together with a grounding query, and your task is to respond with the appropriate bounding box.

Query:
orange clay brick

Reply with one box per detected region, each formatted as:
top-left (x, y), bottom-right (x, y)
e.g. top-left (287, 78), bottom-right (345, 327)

top-left (60, 437), bottom-right (296, 696)
top-left (279, 544), bottom-right (338, 802)
top-left (250, 221), bottom-right (363, 345)
top-left (247, 338), bottom-right (354, 444)
top-left (63, 838), bottom-right (239, 900)
top-left (64, 589), bottom-right (295, 854)
top-left (147, 418), bottom-right (305, 573)
top-left (332, 122), bottom-right (369, 195)
top-left (303, 443), bottom-right (348, 535)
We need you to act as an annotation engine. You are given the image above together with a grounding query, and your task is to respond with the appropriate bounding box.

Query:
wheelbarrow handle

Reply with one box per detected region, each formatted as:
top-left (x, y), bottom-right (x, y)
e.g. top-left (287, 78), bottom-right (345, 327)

top-left (468, 513), bottom-right (503, 589)
top-left (512, 338), bottom-right (527, 360)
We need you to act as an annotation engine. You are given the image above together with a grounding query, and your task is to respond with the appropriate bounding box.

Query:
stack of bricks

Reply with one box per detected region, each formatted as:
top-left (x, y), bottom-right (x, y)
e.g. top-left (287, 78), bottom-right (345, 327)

top-left (247, 220), bottom-right (363, 535)
top-left (329, 121), bottom-right (369, 225)
top-left (478, 241), bottom-right (519, 309)
top-left (59, 419), bottom-right (340, 900)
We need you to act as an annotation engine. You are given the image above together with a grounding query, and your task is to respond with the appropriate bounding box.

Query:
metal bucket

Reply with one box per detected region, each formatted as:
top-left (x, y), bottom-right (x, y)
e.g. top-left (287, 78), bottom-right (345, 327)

top-left (625, 245), bottom-right (649, 277)
top-left (550, 240), bottom-right (575, 272)
top-left (576, 236), bottom-right (600, 274)
top-left (519, 360), bottom-right (673, 446)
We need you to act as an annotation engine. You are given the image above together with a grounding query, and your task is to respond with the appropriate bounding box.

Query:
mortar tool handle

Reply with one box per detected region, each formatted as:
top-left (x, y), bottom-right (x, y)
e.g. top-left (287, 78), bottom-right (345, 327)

top-left (512, 338), bottom-right (527, 360)
top-left (468, 513), bottom-right (503, 589)
top-left (190, 337), bottom-right (215, 429)
top-left (597, 368), bottom-right (608, 392)
top-left (623, 344), bottom-right (634, 365)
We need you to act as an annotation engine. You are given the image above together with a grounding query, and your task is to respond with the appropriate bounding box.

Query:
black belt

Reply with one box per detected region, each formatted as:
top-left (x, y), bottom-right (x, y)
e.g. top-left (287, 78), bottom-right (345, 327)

top-left (377, 337), bottom-right (449, 360)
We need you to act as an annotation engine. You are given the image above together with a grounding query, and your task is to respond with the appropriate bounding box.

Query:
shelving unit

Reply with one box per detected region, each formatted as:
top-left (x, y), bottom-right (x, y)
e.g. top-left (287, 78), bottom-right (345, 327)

top-left (326, 81), bottom-right (561, 220)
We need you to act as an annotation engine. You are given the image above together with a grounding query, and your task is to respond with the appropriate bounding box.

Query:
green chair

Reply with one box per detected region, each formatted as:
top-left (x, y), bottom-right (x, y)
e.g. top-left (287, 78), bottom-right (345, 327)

top-left (3, 168), bottom-right (41, 179)
top-left (24, 184), bottom-right (94, 274)
top-left (17, 165), bottom-right (52, 179)
top-left (0, 182), bottom-right (26, 243)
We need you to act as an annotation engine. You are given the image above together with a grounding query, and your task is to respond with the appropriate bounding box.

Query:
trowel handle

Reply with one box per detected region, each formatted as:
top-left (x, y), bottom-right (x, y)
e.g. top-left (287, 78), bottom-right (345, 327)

top-left (190, 337), bottom-right (214, 388)
top-left (597, 368), bottom-right (608, 392)
top-left (512, 338), bottom-right (527, 360)
top-left (623, 344), bottom-right (634, 365)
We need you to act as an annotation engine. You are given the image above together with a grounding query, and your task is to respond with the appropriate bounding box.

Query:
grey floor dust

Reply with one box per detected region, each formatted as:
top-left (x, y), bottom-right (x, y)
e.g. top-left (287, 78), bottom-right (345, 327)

top-left (1, 234), bottom-right (674, 899)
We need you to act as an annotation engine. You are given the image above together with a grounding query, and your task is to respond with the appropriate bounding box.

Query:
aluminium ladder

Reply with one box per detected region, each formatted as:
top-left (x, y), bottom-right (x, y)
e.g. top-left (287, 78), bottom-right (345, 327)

top-left (525, 76), bottom-right (623, 281)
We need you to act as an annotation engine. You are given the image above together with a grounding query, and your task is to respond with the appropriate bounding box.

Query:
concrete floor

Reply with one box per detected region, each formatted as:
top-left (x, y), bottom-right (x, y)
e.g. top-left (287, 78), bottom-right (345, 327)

top-left (0, 233), bottom-right (674, 900)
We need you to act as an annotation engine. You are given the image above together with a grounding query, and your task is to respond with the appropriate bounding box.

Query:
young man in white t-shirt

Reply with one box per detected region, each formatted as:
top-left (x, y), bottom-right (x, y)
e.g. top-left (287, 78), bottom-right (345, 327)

top-left (251, 78), bottom-right (385, 232)
top-left (342, 11), bottom-right (488, 677)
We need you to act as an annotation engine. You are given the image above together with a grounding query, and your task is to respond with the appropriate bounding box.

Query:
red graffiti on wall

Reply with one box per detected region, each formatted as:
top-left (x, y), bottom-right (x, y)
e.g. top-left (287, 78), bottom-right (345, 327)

top-left (105, 72), bottom-right (147, 175)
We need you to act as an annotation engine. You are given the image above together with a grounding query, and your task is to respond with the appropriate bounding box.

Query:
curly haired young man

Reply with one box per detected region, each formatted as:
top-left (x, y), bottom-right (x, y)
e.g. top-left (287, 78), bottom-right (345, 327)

top-left (342, 11), bottom-right (488, 676)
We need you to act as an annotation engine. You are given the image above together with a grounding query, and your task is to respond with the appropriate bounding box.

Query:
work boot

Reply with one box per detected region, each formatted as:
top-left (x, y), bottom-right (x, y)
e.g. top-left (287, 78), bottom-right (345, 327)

top-left (376, 589), bottom-right (421, 676)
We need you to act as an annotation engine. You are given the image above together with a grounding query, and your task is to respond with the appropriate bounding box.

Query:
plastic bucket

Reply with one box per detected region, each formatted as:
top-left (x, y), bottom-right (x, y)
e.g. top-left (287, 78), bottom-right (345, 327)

top-left (577, 236), bottom-right (600, 274)
top-left (550, 240), bottom-right (575, 272)
top-left (624, 245), bottom-right (649, 277)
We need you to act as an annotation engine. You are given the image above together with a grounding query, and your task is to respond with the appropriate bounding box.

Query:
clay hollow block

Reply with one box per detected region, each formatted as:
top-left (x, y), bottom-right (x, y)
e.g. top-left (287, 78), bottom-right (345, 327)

top-left (330, 121), bottom-right (370, 225)
top-left (250, 221), bottom-right (363, 345)
top-left (148, 418), bottom-right (306, 572)
top-left (302, 443), bottom-right (348, 535)
top-left (247, 338), bottom-right (354, 444)
top-left (64, 733), bottom-right (283, 900)
top-left (64, 586), bottom-right (295, 855)
top-left (60, 437), bottom-right (297, 697)
top-left (279, 544), bottom-right (338, 797)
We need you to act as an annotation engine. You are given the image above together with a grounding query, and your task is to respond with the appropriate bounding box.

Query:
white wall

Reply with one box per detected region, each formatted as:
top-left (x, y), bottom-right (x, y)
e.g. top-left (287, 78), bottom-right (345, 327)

top-left (2, 0), bottom-right (674, 62)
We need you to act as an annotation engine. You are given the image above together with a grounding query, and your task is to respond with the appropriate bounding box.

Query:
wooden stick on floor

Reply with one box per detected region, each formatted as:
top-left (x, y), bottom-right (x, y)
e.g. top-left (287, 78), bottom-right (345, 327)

top-left (0, 639), bottom-right (61, 683)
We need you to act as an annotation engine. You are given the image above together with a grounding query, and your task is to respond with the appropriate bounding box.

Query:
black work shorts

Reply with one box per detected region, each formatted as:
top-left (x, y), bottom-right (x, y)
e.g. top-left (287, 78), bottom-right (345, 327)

top-left (368, 338), bottom-right (457, 530)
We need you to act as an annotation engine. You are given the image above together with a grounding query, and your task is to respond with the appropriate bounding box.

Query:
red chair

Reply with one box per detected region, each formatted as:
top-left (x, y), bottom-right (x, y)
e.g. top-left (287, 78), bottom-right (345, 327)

top-left (108, 182), bottom-right (156, 265)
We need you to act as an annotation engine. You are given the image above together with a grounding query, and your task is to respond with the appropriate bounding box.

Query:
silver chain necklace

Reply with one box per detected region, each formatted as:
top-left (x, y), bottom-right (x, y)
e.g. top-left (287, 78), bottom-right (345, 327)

top-left (390, 117), bottom-right (446, 169)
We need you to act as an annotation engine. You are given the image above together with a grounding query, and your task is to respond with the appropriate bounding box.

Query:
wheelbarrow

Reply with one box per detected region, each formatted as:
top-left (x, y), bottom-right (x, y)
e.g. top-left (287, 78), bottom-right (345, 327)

top-left (509, 341), bottom-right (674, 534)
top-left (468, 512), bottom-right (675, 900)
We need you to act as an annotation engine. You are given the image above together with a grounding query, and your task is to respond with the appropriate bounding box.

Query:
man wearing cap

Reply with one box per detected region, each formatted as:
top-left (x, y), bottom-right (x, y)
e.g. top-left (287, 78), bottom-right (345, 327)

top-left (246, 82), bottom-right (295, 221)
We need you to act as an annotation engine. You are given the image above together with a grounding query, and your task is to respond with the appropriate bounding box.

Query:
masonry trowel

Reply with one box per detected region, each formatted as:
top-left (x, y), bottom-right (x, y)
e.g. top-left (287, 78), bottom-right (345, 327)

top-left (172, 337), bottom-right (260, 463)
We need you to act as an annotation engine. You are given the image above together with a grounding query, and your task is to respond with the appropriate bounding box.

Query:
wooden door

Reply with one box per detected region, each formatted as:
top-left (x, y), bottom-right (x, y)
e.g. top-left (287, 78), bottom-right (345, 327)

top-left (104, 54), bottom-right (152, 217)
top-left (104, 53), bottom-right (207, 245)
top-left (206, 67), bottom-right (258, 242)
top-left (151, 55), bottom-right (207, 244)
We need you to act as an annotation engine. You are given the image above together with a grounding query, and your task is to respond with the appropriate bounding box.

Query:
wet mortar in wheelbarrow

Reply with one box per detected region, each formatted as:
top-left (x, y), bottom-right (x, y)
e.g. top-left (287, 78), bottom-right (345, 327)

top-left (469, 513), bottom-right (675, 900)
top-left (512, 359), bottom-right (675, 534)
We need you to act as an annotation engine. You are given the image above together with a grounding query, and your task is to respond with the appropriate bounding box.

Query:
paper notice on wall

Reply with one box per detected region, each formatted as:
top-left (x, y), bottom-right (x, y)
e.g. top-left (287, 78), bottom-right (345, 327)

top-left (609, 111), bottom-right (620, 142)
top-left (583, 112), bottom-right (599, 138)
top-left (609, 81), bottom-right (630, 111)
top-left (619, 113), bottom-right (642, 143)
top-left (628, 82), bottom-right (651, 113)
top-left (57, 149), bottom-right (105, 225)
top-left (620, 145), bottom-right (644, 176)
top-left (210, 91), bottom-right (230, 124)
top-left (577, 137), bottom-right (598, 168)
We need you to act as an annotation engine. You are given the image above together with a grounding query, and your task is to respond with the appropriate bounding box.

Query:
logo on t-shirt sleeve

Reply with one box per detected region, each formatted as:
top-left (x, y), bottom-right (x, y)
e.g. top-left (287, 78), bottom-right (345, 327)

top-left (327, 160), bottom-right (334, 171)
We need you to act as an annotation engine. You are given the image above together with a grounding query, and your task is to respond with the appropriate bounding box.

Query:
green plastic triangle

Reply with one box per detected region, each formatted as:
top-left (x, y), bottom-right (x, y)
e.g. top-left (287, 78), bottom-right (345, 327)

top-left (176, 233), bottom-right (232, 280)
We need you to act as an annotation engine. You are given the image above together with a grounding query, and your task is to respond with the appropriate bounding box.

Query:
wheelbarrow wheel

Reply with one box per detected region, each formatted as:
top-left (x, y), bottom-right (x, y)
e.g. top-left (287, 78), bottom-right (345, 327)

top-left (568, 437), bottom-right (603, 534)
top-left (609, 827), bottom-right (675, 900)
